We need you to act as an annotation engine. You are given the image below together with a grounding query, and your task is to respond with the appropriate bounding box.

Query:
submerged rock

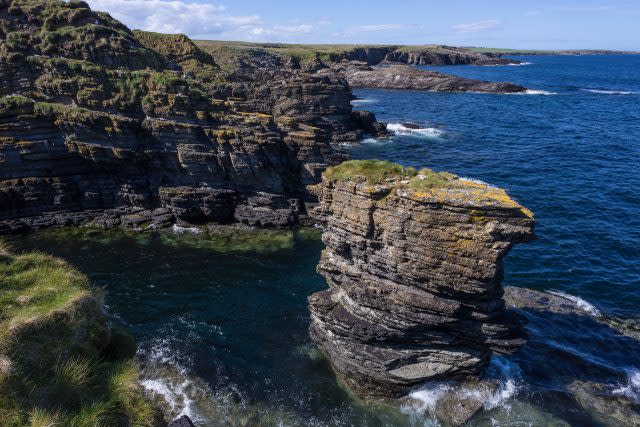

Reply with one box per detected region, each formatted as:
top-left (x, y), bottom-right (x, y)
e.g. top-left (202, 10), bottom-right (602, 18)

top-left (308, 160), bottom-right (535, 398)
top-left (504, 287), bottom-right (640, 427)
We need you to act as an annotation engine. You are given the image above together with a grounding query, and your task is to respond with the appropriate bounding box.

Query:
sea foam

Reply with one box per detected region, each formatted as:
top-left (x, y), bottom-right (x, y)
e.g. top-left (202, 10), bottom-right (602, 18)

top-left (484, 356), bottom-right (522, 410)
top-left (612, 369), bottom-right (640, 404)
top-left (171, 224), bottom-right (202, 235)
top-left (515, 89), bottom-right (558, 95)
top-left (387, 123), bottom-right (443, 137)
top-left (350, 98), bottom-right (378, 104)
top-left (581, 88), bottom-right (637, 95)
top-left (549, 290), bottom-right (602, 317)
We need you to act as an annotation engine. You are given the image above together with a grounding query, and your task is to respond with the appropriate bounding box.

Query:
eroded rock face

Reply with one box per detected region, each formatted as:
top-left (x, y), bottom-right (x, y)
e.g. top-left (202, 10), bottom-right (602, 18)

top-left (0, 0), bottom-right (382, 232)
top-left (308, 163), bottom-right (535, 397)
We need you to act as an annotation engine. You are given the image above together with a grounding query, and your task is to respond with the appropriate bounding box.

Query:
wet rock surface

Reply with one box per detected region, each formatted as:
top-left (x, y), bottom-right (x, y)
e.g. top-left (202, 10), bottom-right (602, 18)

top-left (168, 415), bottom-right (196, 427)
top-left (308, 162), bottom-right (535, 397)
top-left (504, 287), bottom-right (640, 427)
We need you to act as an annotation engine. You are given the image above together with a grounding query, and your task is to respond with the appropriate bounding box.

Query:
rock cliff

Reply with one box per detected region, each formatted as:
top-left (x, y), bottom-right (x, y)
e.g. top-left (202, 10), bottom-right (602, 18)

top-left (308, 160), bottom-right (535, 397)
top-left (0, 0), bottom-right (382, 233)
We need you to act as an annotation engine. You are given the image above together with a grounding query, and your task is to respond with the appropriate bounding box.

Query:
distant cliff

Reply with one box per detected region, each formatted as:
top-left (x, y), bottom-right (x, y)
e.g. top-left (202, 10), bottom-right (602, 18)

top-left (195, 42), bottom-right (521, 67)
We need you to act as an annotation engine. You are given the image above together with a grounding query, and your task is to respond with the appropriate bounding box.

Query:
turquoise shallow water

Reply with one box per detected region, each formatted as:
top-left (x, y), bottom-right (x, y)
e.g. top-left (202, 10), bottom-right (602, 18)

top-left (6, 55), bottom-right (640, 426)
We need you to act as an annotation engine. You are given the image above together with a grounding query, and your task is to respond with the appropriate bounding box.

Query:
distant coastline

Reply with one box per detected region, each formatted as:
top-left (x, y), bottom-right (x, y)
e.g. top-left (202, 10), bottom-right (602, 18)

top-left (465, 47), bottom-right (640, 56)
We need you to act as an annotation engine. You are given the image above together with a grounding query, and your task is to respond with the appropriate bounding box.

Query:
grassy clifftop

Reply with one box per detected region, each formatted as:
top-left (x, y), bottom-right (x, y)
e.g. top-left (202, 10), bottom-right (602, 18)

top-left (0, 247), bottom-right (163, 426)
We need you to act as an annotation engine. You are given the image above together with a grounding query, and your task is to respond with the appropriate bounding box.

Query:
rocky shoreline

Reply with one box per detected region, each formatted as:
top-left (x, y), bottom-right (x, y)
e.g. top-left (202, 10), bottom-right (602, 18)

top-left (0, 0), bottom-right (385, 233)
top-left (335, 62), bottom-right (527, 93)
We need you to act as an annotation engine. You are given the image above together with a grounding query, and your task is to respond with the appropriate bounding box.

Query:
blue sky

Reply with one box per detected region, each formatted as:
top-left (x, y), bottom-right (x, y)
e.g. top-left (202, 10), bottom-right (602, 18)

top-left (86, 0), bottom-right (640, 50)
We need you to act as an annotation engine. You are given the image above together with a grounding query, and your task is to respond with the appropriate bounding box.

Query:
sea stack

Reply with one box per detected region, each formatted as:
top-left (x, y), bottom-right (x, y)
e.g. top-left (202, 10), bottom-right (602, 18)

top-left (308, 160), bottom-right (535, 397)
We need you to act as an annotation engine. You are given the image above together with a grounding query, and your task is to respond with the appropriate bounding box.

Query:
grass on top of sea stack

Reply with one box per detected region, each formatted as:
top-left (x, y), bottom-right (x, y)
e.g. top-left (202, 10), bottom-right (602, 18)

top-left (323, 159), bottom-right (456, 187)
top-left (0, 249), bottom-right (162, 427)
top-left (323, 160), bottom-right (534, 217)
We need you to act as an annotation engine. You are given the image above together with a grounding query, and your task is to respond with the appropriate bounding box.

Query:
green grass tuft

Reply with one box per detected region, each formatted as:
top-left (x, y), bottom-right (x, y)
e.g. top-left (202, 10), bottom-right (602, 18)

top-left (323, 160), bottom-right (462, 189)
top-left (0, 250), bottom-right (163, 427)
top-left (323, 160), bottom-right (417, 184)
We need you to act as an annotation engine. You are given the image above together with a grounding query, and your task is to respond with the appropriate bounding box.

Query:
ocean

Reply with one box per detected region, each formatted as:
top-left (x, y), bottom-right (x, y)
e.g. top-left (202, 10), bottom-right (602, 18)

top-left (8, 55), bottom-right (640, 426)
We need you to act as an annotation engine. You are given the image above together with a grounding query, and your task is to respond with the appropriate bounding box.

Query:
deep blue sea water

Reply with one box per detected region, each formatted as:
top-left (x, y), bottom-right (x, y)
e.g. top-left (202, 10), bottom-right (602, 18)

top-left (352, 55), bottom-right (640, 318)
top-left (7, 55), bottom-right (640, 426)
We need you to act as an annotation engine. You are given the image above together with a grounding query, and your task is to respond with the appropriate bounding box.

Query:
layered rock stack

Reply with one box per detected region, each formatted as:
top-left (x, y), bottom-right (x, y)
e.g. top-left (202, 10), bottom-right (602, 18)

top-left (308, 161), bottom-right (535, 397)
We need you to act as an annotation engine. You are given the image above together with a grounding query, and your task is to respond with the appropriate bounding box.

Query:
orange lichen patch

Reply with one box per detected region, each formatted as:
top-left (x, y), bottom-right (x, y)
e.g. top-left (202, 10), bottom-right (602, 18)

top-left (404, 184), bottom-right (533, 219)
top-left (213, 128), bottom-right (238, 142)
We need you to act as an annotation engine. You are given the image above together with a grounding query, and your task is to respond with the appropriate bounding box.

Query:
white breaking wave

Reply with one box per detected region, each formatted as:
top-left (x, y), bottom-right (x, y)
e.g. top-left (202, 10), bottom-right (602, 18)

top-left (549, 291), bottom-right (602, 317)
top-left (350, 98), bottom-right (378, 104)
top-left (401, 356), bottom-right (521, 423)
top-left (484, 356), bottom-right (522, 410)
top-left (171, 224), bottom-right (202, 235)
top-left (139, 338), bottom-right (205, 423)
top-left (361, 137), bottom-right (382, 144)
top-left (386, 123), bottom-right (444, 137)
top-left (581, 88), bottom-right (637, 95)
top-left (612, 369), bottom-right (640, 404)
top-left (508, 61), bottom-right (533, 66)
top-left (512, 89), bottom-right (558, 95)
top-left (403, 383), bottom-right (451, 414)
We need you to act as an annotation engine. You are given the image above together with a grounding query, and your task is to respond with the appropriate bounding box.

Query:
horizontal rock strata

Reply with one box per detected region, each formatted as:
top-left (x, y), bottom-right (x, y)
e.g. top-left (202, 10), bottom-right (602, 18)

top-left (0, 0), bottom-right (384, 233)
top-left (308, 161), bottom-right (535, 396)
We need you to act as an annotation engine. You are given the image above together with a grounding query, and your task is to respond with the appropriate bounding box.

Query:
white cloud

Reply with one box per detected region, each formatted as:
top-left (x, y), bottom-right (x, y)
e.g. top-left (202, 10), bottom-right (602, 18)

top-left (86, 0), bottom-right (260, 35)
top-left (355, 24), bottom-right (408, 32)
top-left (452, 19), bottom-right (502, 34)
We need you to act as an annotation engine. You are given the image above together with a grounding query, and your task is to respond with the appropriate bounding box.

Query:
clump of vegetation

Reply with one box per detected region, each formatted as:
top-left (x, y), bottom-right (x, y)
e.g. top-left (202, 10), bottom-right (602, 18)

top-left (4, 0), bottom-right (164, 70)
top-left (324, 160), bottom-right (417, 184)
top-left (0, 95), bottom-right (34, 112)
top-left (0, 250), bottom-right (163, 426)
top-left (324, 160), bottom-right (461, 188)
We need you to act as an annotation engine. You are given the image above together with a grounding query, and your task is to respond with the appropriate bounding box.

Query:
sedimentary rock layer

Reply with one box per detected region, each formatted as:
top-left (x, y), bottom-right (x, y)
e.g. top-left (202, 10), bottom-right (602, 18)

top-left (0, 0), bottom-right (383, 232)
top-left (308, 161), bottom-right (535, 396)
